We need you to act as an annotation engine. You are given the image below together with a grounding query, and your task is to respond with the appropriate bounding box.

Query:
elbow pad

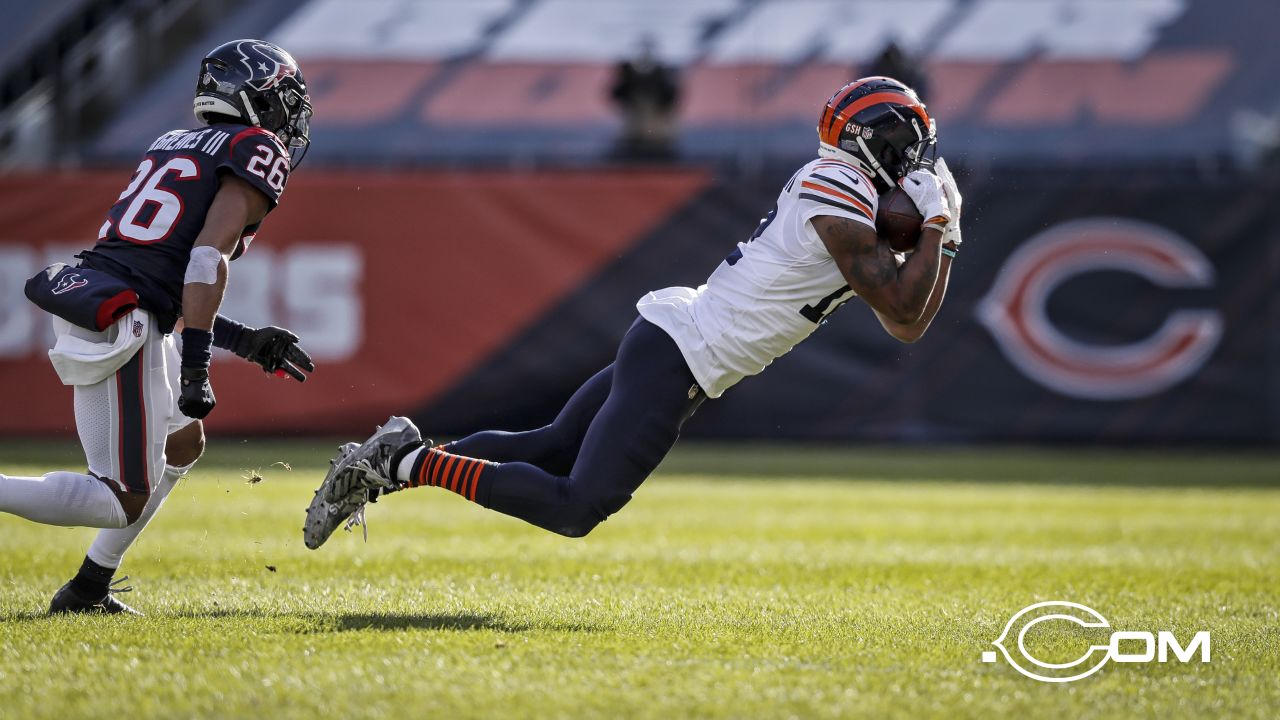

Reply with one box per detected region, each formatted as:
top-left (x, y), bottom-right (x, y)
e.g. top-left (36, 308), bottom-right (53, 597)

top-left (184, 246), bottom-right (224, 285)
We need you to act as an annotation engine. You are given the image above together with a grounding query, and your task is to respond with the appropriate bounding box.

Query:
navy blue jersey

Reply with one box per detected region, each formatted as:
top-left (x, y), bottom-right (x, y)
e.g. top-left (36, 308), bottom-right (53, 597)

top-left (78, 123), bottom-right (291, 332)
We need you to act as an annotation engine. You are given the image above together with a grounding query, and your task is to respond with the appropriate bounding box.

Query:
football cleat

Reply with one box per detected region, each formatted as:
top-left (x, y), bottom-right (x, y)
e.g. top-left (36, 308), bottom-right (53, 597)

top-left (331, 416), bottom-right (424, 498)
top-left (48, 576), bottom-right (142, 616)
top-left (303, 441), bottom-right (362, 550)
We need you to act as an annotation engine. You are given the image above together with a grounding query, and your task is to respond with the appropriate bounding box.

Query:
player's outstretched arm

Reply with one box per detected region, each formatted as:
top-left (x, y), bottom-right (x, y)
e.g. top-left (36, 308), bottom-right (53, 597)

top-left (176, 175), bottom-right (270, 419)
top-left (813, 215), bottom-right (944, 329)
top-left (213, 315), bottom-right (316, 382)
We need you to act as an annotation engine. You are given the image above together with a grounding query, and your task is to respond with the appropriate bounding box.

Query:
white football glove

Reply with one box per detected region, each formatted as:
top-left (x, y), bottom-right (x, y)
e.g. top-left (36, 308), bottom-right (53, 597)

top-left (900, 169), bottom-right (950, 232)
top-left (934, 157), bottom-right (963, 248)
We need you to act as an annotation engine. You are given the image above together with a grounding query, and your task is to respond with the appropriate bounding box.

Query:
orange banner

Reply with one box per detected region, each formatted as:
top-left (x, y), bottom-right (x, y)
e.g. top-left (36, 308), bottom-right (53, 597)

top-left (0, 169), bottom-right (709, 434)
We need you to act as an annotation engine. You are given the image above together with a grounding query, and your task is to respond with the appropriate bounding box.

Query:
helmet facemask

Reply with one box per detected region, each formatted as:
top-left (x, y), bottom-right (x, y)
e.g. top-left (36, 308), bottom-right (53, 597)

top-left (843, 105), bottom-right (936, 192)
top-left (273, 84), bottom-right (313, 168)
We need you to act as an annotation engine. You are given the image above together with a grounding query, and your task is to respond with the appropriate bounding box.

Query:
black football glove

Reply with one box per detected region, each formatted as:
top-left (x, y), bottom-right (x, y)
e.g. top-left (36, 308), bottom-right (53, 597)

top-left (229, 326), bottom-right (315, 382)
top-left (178, 366), bottom-right (216, 419)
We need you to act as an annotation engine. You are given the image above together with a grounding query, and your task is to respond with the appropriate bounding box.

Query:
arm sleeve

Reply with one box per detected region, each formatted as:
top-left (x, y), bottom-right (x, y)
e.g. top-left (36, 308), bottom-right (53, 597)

top-left (219, 127), bottom-right (291, 208)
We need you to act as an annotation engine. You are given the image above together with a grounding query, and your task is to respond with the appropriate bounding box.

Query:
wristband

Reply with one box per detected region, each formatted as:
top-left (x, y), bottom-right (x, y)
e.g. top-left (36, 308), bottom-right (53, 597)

top-left (941, 247), bottom-right (958, 258)
top-left (212, 315), bottom-right (247, 352)
top-left (181, 327), bottom-right (214, 369)
top-left (922, 215), bottom-right (950, 234)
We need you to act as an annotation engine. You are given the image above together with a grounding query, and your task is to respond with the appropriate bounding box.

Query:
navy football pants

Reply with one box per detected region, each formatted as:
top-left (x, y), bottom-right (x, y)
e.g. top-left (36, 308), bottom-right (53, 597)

top-left (448, 318), bottom-right (705, 537)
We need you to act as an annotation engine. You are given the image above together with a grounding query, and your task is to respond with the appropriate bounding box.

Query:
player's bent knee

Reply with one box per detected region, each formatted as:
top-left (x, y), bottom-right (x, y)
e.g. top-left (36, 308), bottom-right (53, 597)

top-left (112, 487), bottom-right (150, 525)
top-left (166, 421), bottom-right (205, 467)
top-left (552, 501), bottom-right (606, 538)
top-left (554, 519), bottom-right (599, 538)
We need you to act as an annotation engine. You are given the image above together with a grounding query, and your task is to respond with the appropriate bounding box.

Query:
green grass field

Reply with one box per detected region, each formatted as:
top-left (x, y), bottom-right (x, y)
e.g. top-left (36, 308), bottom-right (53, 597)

top-left (1, 441), bottom-right (1277, 719)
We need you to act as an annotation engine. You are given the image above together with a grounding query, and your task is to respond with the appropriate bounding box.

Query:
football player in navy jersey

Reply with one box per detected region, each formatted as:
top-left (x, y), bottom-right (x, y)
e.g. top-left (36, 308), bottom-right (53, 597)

top-left (0, 39), bottom-right (316, 615)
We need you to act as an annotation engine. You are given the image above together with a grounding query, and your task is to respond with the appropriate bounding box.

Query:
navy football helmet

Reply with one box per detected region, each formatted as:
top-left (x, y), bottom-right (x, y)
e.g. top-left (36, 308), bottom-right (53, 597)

top-left (817, 76), bottom-right (934, 193)
top-left (194, 39), bottom-right (313, 167)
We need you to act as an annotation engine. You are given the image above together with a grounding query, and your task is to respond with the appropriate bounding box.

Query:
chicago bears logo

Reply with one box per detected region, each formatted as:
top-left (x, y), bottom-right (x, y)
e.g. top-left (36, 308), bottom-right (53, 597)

top-left (976, 218), bottom-right (1221, 400)
top-left (234, 40), bottom-right (298, 91)
top-left (52, 273), bottom-right (88, 295)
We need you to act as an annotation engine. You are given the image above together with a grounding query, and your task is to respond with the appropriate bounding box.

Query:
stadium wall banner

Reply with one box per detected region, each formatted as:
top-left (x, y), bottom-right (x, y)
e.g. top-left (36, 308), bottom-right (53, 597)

top-left (0, 166), bottom-right (1275, 443)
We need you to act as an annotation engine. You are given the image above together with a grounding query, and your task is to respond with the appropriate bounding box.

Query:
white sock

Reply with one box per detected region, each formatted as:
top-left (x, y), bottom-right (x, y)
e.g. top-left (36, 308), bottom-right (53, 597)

top-left (0, 471), bottom-right (127, 528)
top-left (396, 447), bottom-right (427, 484)
top-left (87, 462), bottom-right (190, 568)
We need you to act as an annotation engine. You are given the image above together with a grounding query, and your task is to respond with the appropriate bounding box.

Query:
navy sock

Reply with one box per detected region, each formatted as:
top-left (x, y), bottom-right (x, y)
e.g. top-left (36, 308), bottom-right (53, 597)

top-left (68, 556), bottom-right (115, 598)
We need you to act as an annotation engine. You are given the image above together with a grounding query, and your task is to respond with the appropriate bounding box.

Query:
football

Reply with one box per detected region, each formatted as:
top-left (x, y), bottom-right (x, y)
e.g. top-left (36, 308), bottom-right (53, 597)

top-left (876, 187), bottom-right (924, 252)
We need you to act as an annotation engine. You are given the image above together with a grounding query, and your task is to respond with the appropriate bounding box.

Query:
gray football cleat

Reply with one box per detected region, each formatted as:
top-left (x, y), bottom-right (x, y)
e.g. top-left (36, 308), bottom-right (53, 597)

top-left (303, 418), bottom-right (427, 550)
top-left (303, 441), bottom-right (363, 550)
top-left (332, 416), bottom-right (424, 497)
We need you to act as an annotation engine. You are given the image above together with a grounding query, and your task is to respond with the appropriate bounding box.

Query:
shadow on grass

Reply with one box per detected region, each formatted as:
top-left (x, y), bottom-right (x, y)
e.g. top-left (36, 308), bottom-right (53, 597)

top-left (0, 606), bottom-right (597, 633)
top-left (332, 611), bottom-right (533, 633)
top-left (0, 610), bottom-right (55, 622)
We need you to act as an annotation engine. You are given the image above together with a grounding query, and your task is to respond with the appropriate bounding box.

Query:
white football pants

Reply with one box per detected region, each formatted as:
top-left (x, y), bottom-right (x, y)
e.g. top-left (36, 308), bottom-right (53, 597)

top-left (0, 313), bottom-right (195, 529)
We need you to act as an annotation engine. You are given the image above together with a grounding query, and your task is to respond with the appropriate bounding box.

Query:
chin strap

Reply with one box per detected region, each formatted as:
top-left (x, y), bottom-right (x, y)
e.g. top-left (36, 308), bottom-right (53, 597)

top-left (239, 91), bottom-right (260, 126)
top-left (854, 136), bottom-right (897, 190)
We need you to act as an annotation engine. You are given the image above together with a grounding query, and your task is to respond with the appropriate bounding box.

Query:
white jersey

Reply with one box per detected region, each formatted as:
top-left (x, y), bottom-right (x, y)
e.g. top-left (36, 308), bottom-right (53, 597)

top-left (638, 156), bottom-right (887, 398)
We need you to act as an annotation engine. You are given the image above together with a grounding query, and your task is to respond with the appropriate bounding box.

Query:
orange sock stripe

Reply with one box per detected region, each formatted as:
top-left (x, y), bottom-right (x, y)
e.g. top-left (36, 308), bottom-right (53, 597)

top-left (454, 459), bottom-right (473, 494)
top-left (449, 458), bottom-right (467, 493)
top-left (422, 448), bottom-right (444, 487)
top-left (472, 461), bottom-right (486, 501)
top-left (412, 450), bottom-right (429, 487)
top-left (440, 454), bottom-right (460, 490)
top-left (462, 461), bottom-right (482, 501)
top-left (452, 459), bottom-right (469, 495)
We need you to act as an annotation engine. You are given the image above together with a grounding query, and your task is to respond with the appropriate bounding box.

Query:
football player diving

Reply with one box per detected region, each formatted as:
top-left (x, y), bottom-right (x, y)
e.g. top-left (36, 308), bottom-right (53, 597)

top-left (0, 40), bottom-right (316, 614)
top-left (304, 77), bottom-right (962, 548)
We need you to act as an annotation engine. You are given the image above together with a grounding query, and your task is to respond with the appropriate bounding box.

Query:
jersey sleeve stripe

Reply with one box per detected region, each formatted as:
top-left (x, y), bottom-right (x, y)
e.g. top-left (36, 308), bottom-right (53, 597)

top-left (810, 173), bottom-right (874, 208)
top-left (227, 126), bottom-right (285, 155)
top-left (800, 181), bottom-right (874, 219)
top-left (814, 159), bottom-right (865, 177)
top-left (815, 162), bottom-right (873, 186)
top-left (798, 192), bottom-right (873, 222)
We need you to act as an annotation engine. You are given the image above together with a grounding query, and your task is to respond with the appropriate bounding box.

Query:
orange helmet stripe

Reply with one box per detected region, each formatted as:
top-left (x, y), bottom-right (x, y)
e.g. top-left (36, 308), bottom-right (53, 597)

top-left (821, 91), bottom-right (930, 146)
top-left (819, 79), bottom-right (874, 142)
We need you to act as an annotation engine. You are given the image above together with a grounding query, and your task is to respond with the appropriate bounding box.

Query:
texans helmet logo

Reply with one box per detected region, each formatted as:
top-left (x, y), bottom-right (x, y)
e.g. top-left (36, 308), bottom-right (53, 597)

top-left (234, 40), bottom-right (298, 92)
top-left (52, 273), bottom-right (89, 295)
